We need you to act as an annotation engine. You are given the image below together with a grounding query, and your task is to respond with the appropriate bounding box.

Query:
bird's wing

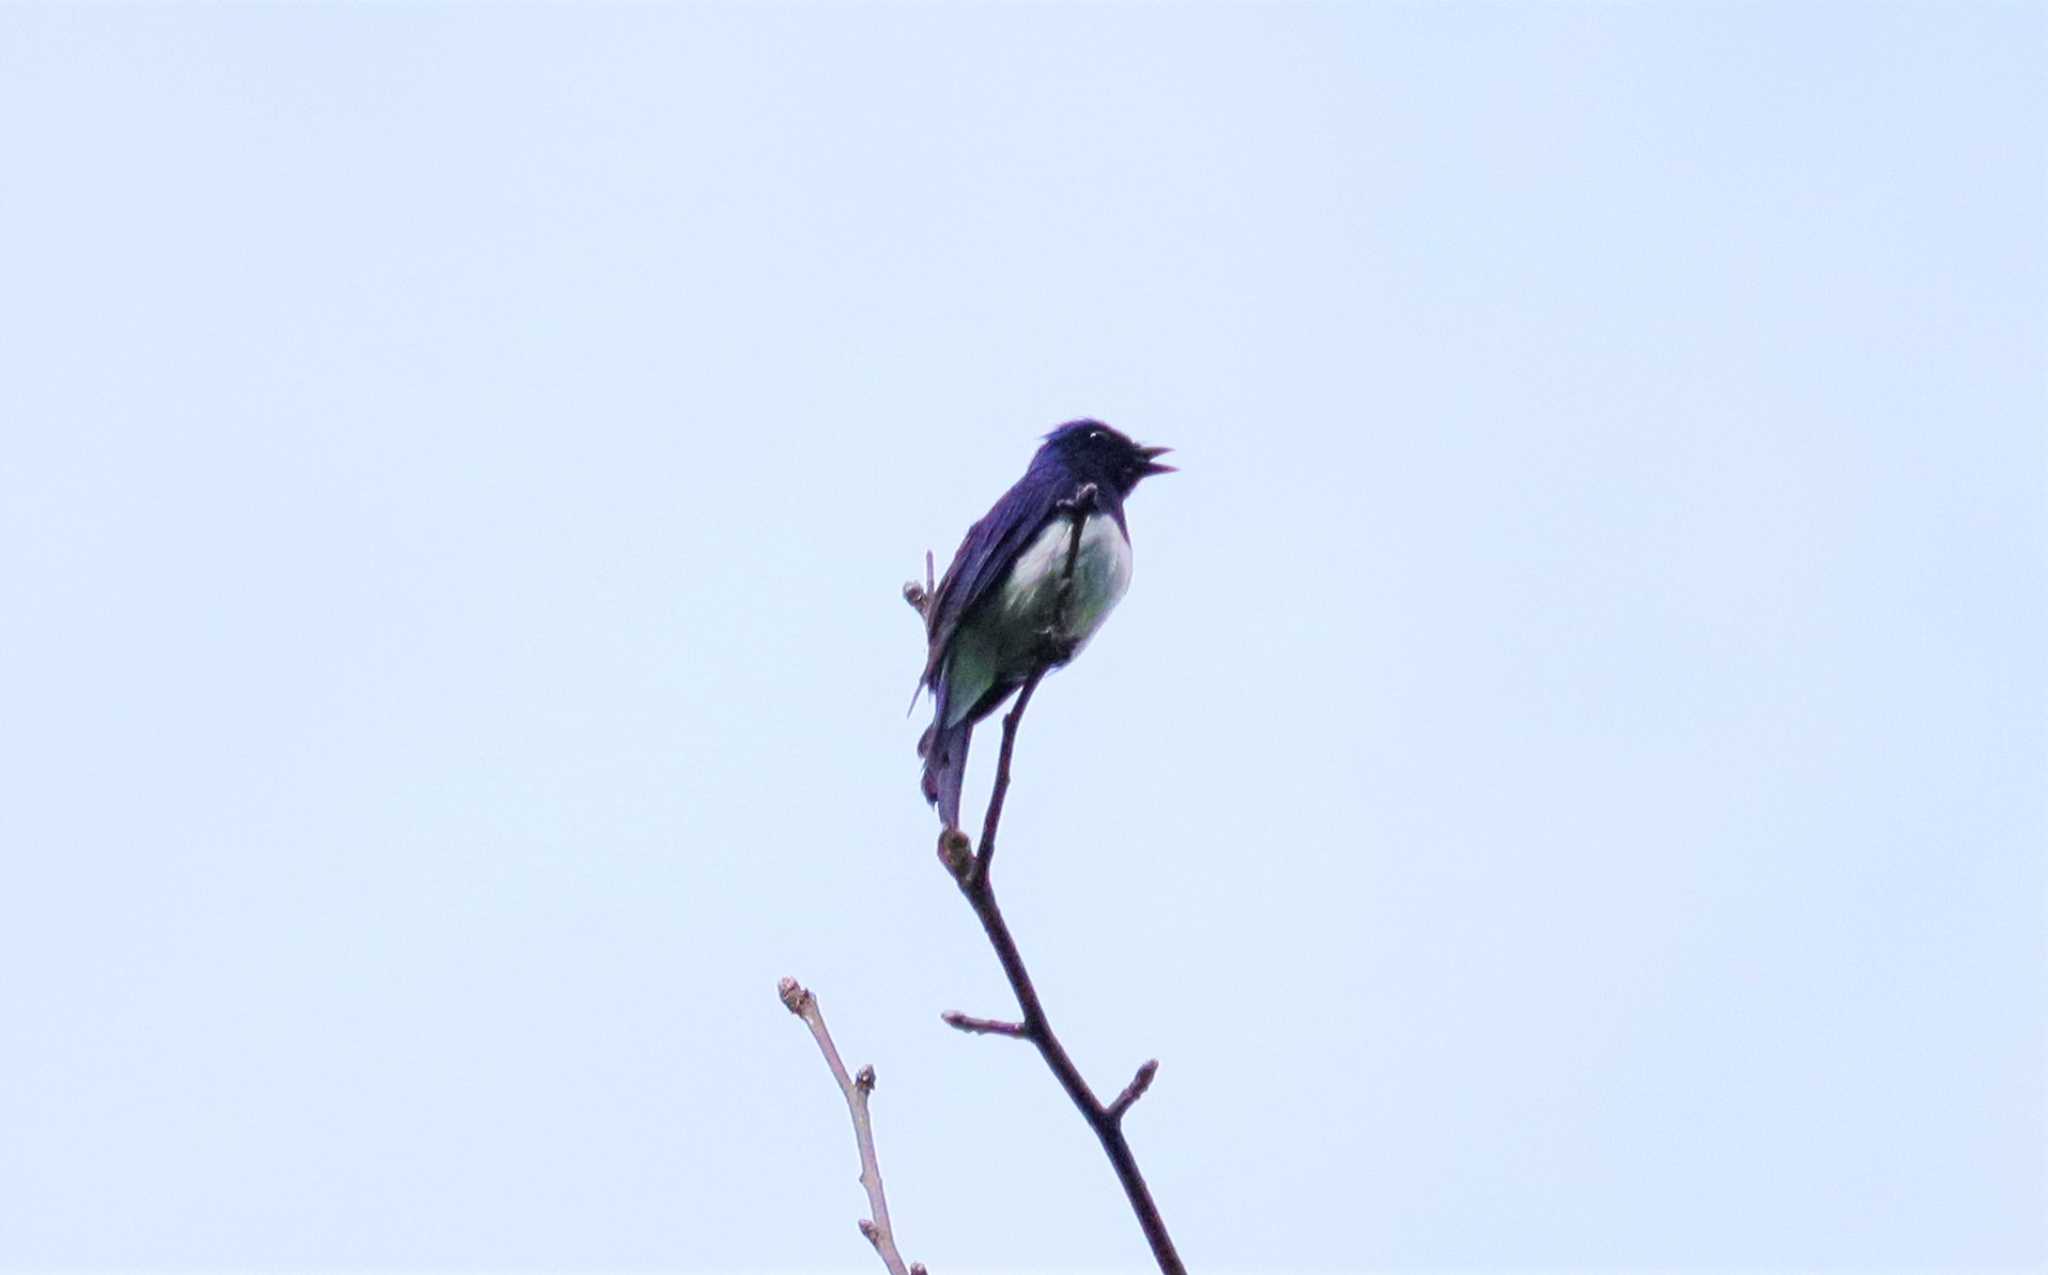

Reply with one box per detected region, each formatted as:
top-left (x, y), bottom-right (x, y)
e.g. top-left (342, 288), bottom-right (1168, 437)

top-left (920, 468), bottom-right (1065, 690)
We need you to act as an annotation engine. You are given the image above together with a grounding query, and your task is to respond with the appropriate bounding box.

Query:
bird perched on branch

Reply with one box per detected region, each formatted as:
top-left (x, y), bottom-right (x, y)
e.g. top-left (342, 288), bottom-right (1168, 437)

top-left (916, 420), bottom-right (1174, 830)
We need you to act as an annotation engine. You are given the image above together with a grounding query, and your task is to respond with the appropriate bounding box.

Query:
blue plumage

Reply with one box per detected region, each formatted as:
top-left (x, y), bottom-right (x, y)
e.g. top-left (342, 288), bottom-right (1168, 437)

top-left (917, 420), bottom-right (1173, 829)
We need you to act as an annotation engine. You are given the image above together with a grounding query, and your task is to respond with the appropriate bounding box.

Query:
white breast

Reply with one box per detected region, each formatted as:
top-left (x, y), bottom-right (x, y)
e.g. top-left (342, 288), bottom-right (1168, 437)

top-left (996, 510), bottom-right (1133, 648)
top-left (938, 510), bottom-right (1136, 729)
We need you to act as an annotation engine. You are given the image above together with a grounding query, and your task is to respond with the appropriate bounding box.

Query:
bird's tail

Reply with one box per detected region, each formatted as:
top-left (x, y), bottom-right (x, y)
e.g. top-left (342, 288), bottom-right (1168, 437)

top-left (918, 708), bottom-right (970, 832)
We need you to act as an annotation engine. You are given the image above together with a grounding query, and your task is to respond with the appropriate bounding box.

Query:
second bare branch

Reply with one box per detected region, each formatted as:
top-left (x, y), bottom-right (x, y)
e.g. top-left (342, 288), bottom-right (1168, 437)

top-left (779, 977), bottom-right (925, 1275)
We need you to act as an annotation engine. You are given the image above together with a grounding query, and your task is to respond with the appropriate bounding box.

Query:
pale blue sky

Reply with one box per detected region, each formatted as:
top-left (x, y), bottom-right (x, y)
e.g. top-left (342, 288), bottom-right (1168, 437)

top-left (0, 3), bottom-right (2041, 1271)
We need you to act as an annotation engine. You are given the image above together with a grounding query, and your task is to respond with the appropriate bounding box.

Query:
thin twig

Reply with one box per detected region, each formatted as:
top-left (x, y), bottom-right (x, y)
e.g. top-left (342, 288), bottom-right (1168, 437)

top-left (779, 977), bottom-right (922, 1275)
top-left (940, 1010), bottom-right (1028, 1037)
top-left (973, 669), bottom-right (1042, 879)
top-left (1107, 1059), bottom-right (1160, 1122)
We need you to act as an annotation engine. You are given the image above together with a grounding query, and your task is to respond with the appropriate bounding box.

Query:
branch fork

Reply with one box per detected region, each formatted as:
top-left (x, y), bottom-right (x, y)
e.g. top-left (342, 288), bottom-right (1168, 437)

top-left (928, 686), bottom-right (1181, 1272)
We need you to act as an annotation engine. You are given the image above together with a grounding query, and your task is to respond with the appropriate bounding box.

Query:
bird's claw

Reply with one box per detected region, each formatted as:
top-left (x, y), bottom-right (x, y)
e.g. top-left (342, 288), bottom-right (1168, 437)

top-left (1053, 482), bottom-right (1100, 516)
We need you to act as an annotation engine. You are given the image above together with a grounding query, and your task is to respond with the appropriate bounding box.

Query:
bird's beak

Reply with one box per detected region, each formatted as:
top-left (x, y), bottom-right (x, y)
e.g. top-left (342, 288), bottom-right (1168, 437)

top-left (1139, 444), bottom-right (1176, 476)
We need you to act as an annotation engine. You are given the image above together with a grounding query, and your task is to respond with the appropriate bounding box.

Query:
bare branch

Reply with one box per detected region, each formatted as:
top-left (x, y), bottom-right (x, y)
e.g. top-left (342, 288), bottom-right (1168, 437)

top-left (940, 688), bottom-right (1184, 1271)
top-left (972, 669), bottom-right (1043, 880)
top-left (941, 1010), bottom-right (1028, 1037)
top-left (778, 977), bottom-right (920, 1275)
top-left (1107, 1059), bottom-right (1160, 1122)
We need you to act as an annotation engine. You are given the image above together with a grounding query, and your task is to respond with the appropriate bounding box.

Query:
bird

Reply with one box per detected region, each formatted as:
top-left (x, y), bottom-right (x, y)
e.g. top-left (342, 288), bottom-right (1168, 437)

top-left (916, 419), bottom-right (1173, 830)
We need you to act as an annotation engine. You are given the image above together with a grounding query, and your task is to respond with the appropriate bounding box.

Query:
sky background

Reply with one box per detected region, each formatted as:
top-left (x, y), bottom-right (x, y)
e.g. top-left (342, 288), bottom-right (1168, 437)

top-left (1, 3), bottom-right (2042, 1272)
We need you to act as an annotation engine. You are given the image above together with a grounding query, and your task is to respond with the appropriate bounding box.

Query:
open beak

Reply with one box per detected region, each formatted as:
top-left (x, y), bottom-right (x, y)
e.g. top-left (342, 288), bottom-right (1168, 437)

top-left (1139, 444), bottom-right (1176, 476)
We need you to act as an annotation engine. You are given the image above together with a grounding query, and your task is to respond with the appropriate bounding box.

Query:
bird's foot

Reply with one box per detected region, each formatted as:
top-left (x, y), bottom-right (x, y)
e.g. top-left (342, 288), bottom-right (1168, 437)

top-left (1053, 482), bottom-right (1100, 517)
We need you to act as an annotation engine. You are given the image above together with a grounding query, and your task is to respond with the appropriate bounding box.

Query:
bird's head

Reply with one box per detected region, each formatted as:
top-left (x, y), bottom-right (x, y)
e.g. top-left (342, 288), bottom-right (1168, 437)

top-left (1038, 419), bottom-right (1175, 496)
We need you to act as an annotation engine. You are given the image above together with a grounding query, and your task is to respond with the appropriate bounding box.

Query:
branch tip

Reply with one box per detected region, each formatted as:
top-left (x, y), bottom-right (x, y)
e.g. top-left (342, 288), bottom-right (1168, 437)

top-left (942, 1010), bottom-right (1028, 1037)
top-left (777, 976), bottom-right (811, 1015)
top-left (904, 550), bottom-right (938, 619)
top-left (781, 978), bottom-right (914, 1274)
top-left (1108, 1058), bottom-right (1160, 1120)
